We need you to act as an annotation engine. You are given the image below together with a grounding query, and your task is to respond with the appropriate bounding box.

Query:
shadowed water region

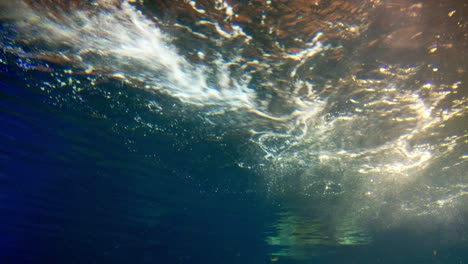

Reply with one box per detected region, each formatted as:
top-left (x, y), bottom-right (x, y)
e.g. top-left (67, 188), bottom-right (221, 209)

top-left (0, 0), bottom-right (467, 263)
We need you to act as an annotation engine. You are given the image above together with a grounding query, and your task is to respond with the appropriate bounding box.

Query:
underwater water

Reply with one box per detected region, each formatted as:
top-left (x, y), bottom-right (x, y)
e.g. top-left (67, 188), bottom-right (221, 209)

top-left (0, 0), bottom-right (467, 263)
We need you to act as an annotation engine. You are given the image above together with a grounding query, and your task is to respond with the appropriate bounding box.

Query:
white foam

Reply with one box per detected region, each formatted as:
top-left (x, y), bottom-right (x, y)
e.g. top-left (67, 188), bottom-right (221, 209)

top-left (5, 1), bottom-right (256, 108)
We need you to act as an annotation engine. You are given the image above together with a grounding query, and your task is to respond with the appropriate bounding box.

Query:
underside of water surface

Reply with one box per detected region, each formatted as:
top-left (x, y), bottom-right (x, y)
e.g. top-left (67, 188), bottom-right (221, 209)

top-left (0, 0), bottom-right (467, 263)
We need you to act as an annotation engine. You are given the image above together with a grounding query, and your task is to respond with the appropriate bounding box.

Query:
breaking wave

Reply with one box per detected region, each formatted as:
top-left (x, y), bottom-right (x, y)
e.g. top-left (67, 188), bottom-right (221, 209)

top-left (1, 0), bottom-right (466, 243)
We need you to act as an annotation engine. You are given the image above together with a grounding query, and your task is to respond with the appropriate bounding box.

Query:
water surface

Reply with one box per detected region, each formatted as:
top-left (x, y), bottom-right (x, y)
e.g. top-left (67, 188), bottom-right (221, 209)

top-left (1, 0), bottom-right (467, 263)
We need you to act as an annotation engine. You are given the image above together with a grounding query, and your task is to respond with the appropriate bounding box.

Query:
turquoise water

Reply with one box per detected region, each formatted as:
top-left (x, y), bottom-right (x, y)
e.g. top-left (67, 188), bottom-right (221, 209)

top-left (1, 0), bottom-right (467, 263)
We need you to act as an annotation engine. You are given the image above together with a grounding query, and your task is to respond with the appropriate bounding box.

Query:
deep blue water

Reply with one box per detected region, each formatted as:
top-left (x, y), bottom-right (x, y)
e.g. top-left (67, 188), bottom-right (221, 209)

top-left (1, 1), bottom-right (468, 263)
top-left (0, 72), bottom-right (268, 263)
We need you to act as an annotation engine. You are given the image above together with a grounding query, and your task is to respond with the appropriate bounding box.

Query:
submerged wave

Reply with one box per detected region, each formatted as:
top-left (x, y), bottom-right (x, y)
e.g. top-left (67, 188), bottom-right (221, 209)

top-left (1, 0), bottom-right (467, 254)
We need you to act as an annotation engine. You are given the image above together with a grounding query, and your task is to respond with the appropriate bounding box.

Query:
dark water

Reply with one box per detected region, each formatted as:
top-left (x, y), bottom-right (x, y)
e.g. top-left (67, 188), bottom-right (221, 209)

top-left (1, 0), bottom-right (467, 263)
